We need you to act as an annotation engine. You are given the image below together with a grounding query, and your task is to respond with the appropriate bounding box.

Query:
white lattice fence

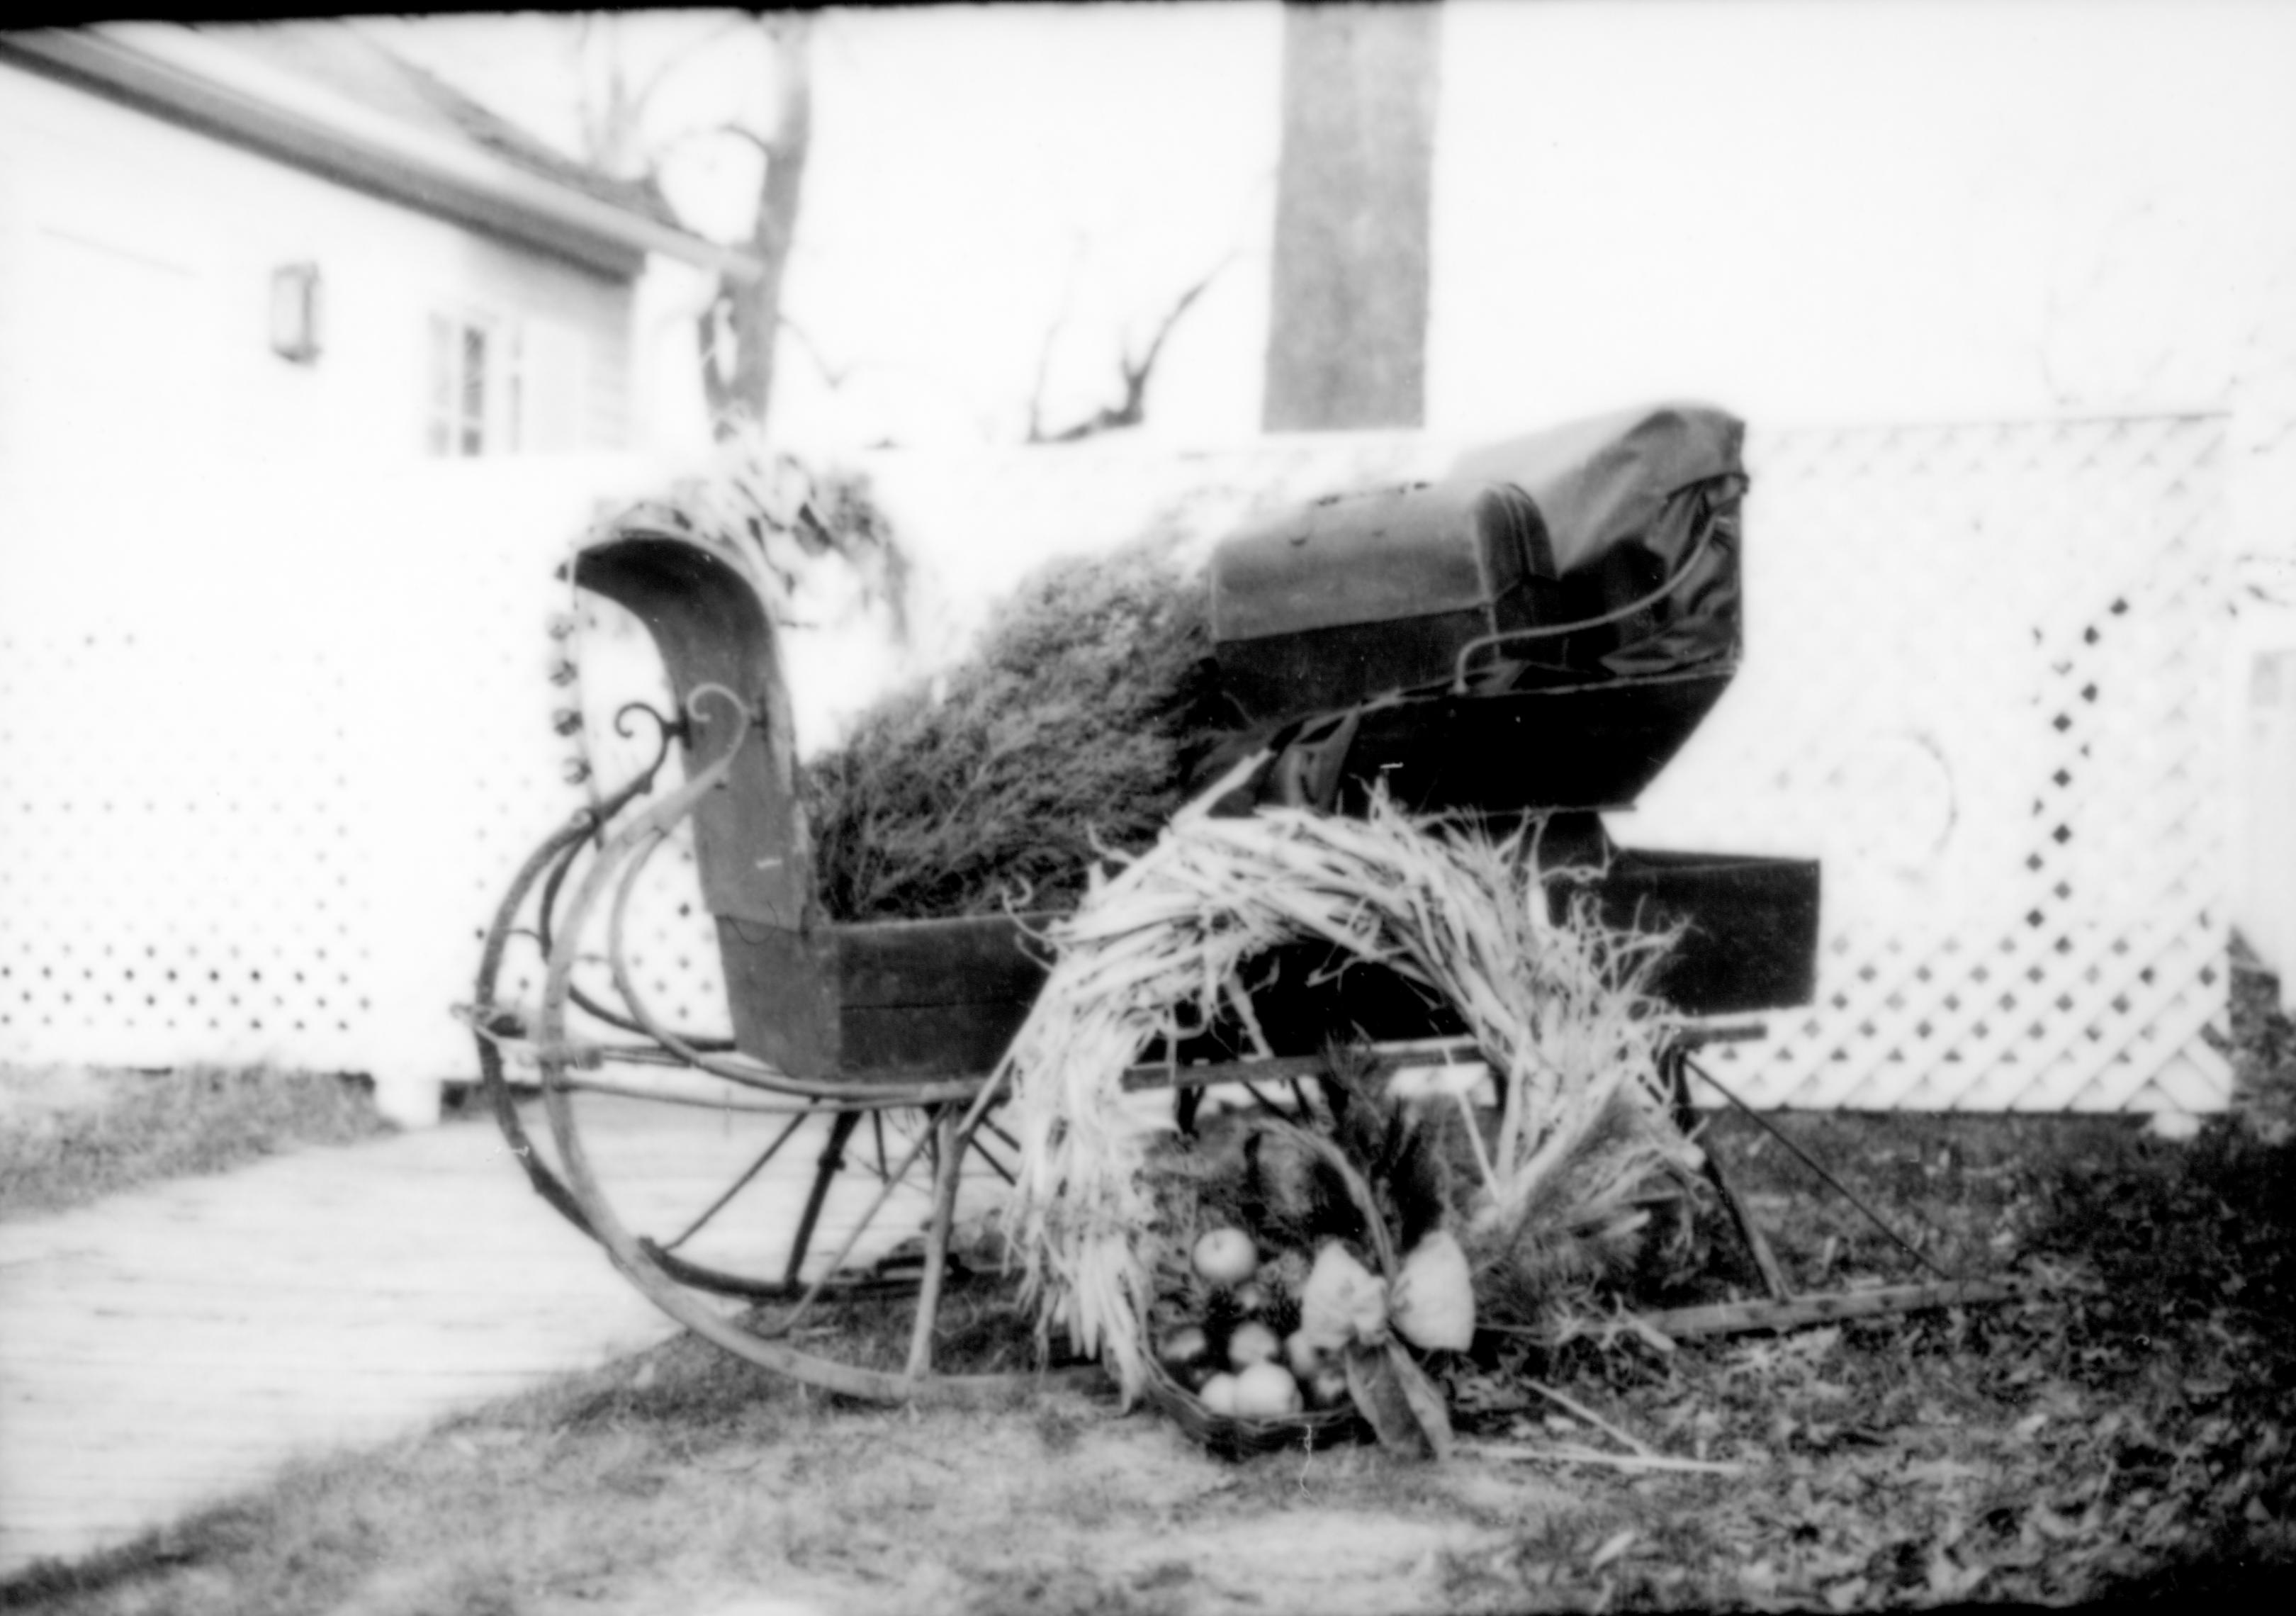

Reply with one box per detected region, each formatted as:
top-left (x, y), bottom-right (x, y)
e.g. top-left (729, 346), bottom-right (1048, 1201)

top-left (760, 420), bottom-right (2235, 1114)
top-left (1631, 415), bottom-right (2231, 1111)
top-left (533, 593), bottom-right (736, 1050)
top-left (0, 415), bottom-right (2234, 1121)
top-left (0, 458), bottom-right (660, 1121)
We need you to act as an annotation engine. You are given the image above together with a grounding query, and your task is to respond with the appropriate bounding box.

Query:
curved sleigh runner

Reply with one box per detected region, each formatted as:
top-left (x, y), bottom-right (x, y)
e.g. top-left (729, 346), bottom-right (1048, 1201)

top-left (472, 405), bottom-right (1860, 1419)
top-left (471, 520), bottom-right (1069, 1403)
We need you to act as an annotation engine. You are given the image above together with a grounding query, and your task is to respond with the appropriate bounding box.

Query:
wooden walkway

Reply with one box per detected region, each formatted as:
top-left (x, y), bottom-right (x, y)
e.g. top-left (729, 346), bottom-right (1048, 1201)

top-left (0, 1097), bottom-right (969, 1576)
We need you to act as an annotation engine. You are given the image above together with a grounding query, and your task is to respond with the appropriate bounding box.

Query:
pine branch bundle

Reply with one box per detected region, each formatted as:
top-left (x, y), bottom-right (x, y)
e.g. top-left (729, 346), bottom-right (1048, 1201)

top-left (799, 534), bottom-right (1225, 921)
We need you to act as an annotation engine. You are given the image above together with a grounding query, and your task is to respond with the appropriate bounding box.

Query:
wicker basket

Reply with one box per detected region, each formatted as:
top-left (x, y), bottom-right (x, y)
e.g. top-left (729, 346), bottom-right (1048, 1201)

top-left (1137, 1116), bottom-right (1428, 1458)
top-left (1141, 1357), bottom-right (1368, 1459)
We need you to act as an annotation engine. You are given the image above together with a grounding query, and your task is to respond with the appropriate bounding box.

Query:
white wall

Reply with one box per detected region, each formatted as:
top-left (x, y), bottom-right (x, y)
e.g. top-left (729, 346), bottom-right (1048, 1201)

top-left (0, 453), bottom-right (665, 1125)
top-left (2234, 642), bottom-right (2296, 1011)
top-left (0, 60), bottom-right (637, 471)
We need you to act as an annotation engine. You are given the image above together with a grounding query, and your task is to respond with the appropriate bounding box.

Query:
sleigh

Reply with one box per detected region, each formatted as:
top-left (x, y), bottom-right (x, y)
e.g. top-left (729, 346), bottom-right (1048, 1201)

top-left (469, 403), bottom-right (1826, 1402)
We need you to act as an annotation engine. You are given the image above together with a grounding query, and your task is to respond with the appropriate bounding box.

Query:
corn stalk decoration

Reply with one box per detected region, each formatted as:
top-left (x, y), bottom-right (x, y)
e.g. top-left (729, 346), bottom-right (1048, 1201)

top-left (997, 785), bottom-right (1702, 1405)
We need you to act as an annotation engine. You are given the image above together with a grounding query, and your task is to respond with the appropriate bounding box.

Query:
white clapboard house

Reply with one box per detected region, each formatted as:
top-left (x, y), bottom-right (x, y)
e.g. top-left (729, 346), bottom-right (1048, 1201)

top-left (0, 19), bottom-right (750, 468)
top-left (0, 22), bottom-right (756, 1123)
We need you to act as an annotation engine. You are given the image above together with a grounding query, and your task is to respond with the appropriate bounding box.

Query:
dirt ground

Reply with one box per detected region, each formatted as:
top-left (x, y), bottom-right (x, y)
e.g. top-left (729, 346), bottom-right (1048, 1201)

top-left (667, 1406), bottom-right (1565, 1616)
top-left (325, 1376), bottom-right (1585, 1616)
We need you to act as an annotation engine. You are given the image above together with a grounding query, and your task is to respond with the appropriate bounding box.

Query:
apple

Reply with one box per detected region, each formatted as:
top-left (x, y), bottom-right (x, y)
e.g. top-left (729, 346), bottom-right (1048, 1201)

top-left (1227, 1320), bottom-right (1282, 1370)
top-left (1283, 1328), bottom-right (1324, 1380)
top-left (1193, 1227), bottom-right (1258, 1286)
top-left (1157, 1325), bottom-right (1212, 1388)
top-left (1232, 1362), bottom-right (1304, 1419)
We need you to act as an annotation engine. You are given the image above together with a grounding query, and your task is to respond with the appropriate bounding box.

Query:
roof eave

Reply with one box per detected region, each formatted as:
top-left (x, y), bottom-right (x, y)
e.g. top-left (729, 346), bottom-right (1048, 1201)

top-left (0, 24), bottom-right (762, 286)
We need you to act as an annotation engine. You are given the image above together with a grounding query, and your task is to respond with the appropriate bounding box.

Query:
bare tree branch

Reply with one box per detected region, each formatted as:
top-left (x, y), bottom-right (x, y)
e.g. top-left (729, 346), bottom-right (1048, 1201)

top-left (624, 12), bottom-right (755, 120)
top-left (1120, 257), bottom-right (1228, 393)
top-left (682, 121), bottom-right (777, 162)
top-left (777, 313), bottom-right (852, 391)
top-left (695, 13), bottom-right (814, 438)
top-left (1023, 233), bottom-right (1093, 444)
top-left (573, 13), bottom-right (636, 174)
top-left (1031, 256), bottom-right (1233, 444)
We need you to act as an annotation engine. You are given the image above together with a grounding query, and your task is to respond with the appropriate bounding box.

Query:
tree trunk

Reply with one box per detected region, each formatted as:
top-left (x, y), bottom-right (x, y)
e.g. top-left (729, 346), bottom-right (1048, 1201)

top-left (1261, 1), bottom-right (1441, 432)
top-left (700, 15), bottom-right (814, 439)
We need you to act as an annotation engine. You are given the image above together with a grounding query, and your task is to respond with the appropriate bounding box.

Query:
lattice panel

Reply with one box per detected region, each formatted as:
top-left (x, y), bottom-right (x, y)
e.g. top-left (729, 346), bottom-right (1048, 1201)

top-left (0, 623), bottom-right (365, 1061)
top-left (0, 458), bottom-right (658, 1120)
top-left (0, 420), bottom-right (2234, 1121)
top-left (1630, 415), bottom-right (2231, 1112)
top-left (545, 591), bottom-right (736, 1047)
top-left (0, 469), bottom-right (382, 1071)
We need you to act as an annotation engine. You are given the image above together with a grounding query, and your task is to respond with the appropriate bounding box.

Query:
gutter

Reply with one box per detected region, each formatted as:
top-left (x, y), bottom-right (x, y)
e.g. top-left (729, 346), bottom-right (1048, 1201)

top-left (0, 23), bottom-right (762, 285)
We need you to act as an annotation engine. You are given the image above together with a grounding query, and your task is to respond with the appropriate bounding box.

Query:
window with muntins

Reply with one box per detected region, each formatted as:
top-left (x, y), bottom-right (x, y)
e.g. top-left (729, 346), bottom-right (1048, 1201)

top-left (426, 311), bottom-right (521, 456)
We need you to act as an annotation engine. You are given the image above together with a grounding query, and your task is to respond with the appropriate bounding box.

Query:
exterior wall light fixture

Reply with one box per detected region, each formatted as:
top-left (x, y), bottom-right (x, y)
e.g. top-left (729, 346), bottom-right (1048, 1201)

top-left (270, 262), bottom-right (322, 364)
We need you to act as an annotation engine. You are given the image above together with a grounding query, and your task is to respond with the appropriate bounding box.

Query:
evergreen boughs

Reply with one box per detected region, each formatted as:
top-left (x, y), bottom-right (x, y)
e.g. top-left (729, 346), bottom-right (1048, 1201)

top-left (800, 534), bottom-right (1226, 921)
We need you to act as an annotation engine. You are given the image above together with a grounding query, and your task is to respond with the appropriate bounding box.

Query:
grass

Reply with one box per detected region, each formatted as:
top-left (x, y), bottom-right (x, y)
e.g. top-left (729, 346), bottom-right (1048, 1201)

top-left (1428, 1092), bottom-right (2296, 1610)
top-left (10, 1089), bottom-right (2293, 1611)
top-left (0, 1320), bottom-right (1546, 1616)
top-left (0, 1065), bottom-right (390, 1221)
top-left (4, 963), bottom-right (2292, 1611)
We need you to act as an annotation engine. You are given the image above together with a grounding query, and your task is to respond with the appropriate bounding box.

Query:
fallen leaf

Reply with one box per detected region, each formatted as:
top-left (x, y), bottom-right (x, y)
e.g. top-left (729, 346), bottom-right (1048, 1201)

top-left (1925, 1547), bottom-right (1988, 1600)
top-left (2030, 1503), bottom-right (2083, 1541)
top-left (690, 1450), bottom-right (762, 1474)
top-left (1627, 1314), bottom-right (1679, 1354)
top-left (1799, 1326), bottom-right (1845, 1359)
top-left (1902, 1457), bottom-right (1987, 1487)
top-left (1589, 1529), bottom-right (1637, 1571)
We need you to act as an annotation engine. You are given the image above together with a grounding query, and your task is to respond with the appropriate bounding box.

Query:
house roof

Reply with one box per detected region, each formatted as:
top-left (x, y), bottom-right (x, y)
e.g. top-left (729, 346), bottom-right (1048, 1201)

top-left (208, 21), bottom-right (681, 230)
top-left (0, 20), bottom-right (761, 284)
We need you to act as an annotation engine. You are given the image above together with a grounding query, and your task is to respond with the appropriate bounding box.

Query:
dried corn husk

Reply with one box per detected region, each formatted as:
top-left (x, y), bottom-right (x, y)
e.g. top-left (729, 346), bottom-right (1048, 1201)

top-left (1390, 1229), bottom-right (1476, 1351)
top-left (998, 785), bottom-right (1700, 1404)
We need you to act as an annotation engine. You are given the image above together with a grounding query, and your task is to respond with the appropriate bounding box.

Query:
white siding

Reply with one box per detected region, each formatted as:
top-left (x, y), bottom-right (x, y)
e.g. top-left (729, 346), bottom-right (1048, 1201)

top-left (0, 60), bottom-right (638, 471)
top-left (514, 315), bottom-right (595, 456)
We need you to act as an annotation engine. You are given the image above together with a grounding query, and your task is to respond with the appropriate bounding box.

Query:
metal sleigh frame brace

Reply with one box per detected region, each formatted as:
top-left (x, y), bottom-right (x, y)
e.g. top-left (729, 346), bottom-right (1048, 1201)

top-left (1645, 1026), bottom-right (2036, 1343)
